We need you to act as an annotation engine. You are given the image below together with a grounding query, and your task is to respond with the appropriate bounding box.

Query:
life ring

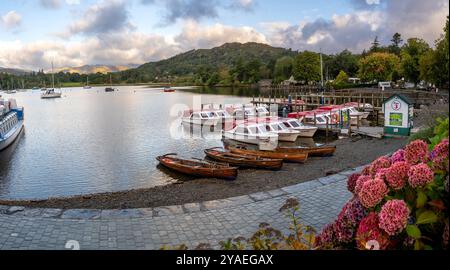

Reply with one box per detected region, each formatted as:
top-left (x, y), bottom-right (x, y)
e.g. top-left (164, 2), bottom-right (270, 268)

top-left (331, 113), bottom-right (339, 124)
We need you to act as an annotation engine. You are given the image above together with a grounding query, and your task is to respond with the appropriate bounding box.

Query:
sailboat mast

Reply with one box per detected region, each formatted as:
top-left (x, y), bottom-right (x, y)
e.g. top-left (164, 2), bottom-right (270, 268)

top-left (51, 62), bottom-right (55, 89)
top-left (320, 48), bottom-right (324, 88)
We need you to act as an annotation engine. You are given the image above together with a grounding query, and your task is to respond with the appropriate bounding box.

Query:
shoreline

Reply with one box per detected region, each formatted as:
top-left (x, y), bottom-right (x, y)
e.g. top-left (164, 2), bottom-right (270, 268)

top-left (0, 137), bottom-right (407, 210)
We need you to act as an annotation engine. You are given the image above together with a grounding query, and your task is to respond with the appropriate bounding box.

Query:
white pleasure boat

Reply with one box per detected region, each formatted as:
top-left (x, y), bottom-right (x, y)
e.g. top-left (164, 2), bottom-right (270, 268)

top-left (223, 122), bottom-right (278, 151)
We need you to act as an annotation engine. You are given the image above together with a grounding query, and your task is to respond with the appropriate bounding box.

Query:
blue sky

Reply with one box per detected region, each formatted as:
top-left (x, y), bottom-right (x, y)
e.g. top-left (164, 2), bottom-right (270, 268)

top-left (0, 0), bottom-right (448, 70)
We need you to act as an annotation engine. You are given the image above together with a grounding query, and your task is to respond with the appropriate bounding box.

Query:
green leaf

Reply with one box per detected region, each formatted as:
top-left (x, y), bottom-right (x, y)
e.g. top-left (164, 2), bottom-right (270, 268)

top-left (416, 191), bottom-right (427, 208)
top-left (406, 225), bottom-right (421, 239)
top-left (416, 211), bottom-right (438, 225)
top-left (414, 240), bottom-right (421, 250)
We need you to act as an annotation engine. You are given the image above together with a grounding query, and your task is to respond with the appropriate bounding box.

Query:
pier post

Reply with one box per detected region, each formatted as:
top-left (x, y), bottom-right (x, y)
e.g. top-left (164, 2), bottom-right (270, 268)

top-left (326, 117), bottom-right (329, 137)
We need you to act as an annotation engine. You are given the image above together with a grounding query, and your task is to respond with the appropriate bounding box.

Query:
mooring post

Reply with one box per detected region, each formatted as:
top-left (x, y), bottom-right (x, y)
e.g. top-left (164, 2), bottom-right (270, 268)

top-left (326, 117), bottom-right (329, 137)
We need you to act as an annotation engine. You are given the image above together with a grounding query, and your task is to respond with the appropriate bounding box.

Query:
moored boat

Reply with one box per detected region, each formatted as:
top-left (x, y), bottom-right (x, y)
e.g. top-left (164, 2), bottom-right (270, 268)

top-left (156, 154), bottom-right (238, 180)
top-left (223, 122), bottom-right (278, 151)
top-left (280, 118), bottom-right (318, 138)
top-left (204, 147), bottom-right (283, 170)
top-left (0, 98), bottom-right (24, 151)
top-left (163, 86), bottom-right (175, 92)
top-left (228, 145), bottom-right (308, 163)
top-left (182, 109), bottom-right (232, 126)
top-left (276, 145), bottom-right (336, 157)
top-left (41, 62), bottom-right (62, 99)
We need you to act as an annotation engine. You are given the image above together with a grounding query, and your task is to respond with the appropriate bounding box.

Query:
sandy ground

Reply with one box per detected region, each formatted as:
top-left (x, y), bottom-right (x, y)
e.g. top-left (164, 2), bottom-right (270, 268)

top-left (0, 136), bottom-right (408, 209)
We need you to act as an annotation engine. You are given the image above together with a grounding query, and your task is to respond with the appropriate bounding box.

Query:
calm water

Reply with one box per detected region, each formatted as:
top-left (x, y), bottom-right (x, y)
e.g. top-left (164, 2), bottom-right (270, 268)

top-left (0, 86), bottom-right (323, 200)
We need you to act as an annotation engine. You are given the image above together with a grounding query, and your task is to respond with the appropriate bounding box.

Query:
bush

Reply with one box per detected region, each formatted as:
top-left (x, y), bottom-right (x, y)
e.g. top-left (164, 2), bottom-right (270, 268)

top-left (319, 136), bottom-right (449, 250)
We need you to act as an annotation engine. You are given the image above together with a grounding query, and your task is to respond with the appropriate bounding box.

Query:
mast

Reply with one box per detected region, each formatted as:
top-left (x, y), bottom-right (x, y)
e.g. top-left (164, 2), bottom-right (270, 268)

top-left (320, 48), bottom-right (324, 88)
top-left (51, 61), bottom-right (55, 89)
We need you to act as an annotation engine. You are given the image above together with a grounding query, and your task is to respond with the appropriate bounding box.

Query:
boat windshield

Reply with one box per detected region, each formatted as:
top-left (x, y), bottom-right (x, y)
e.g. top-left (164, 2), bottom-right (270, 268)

top-left (289, 120), bottom-right (301, 127)
top-left (201, 113), bottom-right (209, 118)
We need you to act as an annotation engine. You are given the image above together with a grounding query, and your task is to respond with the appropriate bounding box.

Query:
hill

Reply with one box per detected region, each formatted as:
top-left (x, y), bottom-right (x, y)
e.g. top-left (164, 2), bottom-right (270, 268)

top-left (0, 67), bottom-right (32, 75)
top-left (51, 64), bottom-right (137, 74)
top-left (131, 42), bottom-right (297, 78)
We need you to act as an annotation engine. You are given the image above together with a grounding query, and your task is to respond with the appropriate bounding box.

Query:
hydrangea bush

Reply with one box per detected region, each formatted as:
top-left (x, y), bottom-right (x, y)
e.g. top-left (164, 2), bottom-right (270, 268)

top-left (316, 137), bottom-right (449, 250)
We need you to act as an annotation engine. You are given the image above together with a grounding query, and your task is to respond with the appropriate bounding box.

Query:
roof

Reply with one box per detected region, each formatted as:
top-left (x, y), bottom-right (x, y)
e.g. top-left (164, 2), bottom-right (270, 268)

top-left (384, 94), bottom-right (413, 105)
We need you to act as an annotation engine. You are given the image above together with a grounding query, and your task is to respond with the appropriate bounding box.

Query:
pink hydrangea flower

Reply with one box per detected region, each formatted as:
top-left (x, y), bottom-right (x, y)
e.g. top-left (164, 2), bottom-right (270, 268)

top-left (405, 140), bottom-right (429, 165)
top-left (361, 166), bottom-right (371, 176)
top-left (390, 149), bottom-right (406, 163)
top-left (358, 178), bottom-right (388, 208)
top-left (369, 156), bottom-right (391, 176)
top-left (375, 168), bottom-right (389, 182)
top-left (334, 198), bottom-right (367, 243)
top-left (356, 212), bottom-right (390, 250)
top-left (354, 175), bottom-right (373, 194)
top-left (347, 173), bottom-right (361, 194)
top-left (430, 139), bottom-right (449, 171)
top-left (378, 200), bottom-right (410, 236)
top-left (408, 163), bottom-right (434, 188)
top-left (315, 223), bottom-right (336, 249)
top-left (385, 161), bottom-right (410, 190)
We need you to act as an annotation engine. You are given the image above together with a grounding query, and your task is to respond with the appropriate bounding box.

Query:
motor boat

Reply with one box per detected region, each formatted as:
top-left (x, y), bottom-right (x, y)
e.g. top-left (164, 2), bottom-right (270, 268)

top-left (280, 118), bottom-right (318, 138)
top-left (223, 122), bottom-right (278, 151)
top-left (41, 88), bottom-right (62, 99)
top-left (182, 109), bottom-right (232, 126)
top-left (257, 119), bottom-right (301, 142)
top-left (0, 98), bottom-right (24, 151)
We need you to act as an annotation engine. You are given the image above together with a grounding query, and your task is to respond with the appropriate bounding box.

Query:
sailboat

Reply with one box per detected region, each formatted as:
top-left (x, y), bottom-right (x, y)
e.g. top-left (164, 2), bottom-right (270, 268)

top-left (41, 62), bottom-right (62, 99)
top-left (83, 75), bottom-right (91, 89)
top-left (105, 74), bottom-right (116, 92)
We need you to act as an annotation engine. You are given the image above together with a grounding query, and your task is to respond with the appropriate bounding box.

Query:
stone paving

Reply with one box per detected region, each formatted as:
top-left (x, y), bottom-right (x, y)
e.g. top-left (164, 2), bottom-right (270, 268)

top-left (0, 166), bottom-right (364, 250)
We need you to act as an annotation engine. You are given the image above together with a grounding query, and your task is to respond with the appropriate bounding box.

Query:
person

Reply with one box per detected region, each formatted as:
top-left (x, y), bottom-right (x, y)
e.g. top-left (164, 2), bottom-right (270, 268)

top-left (282, 106), bottom-right (288, 118)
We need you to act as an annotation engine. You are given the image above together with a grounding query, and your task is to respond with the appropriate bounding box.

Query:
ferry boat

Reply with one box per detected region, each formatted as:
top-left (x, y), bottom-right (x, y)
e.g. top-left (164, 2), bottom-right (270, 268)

top-left (182, 109), bottom-right (232, 126)
top-left (223, 122), bottom-right (278, 150)
top-left (0, 98), bottom-right (24, 151)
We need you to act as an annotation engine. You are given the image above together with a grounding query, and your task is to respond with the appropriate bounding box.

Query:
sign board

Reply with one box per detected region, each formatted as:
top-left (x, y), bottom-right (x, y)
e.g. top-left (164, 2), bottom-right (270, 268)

top-left (383, 95), bottom-right (413, 136)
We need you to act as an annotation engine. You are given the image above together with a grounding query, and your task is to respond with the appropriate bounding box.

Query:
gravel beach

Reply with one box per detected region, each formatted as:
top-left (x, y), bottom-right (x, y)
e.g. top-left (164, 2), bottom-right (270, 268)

top-left (0, 136), bottom-right (408, 209)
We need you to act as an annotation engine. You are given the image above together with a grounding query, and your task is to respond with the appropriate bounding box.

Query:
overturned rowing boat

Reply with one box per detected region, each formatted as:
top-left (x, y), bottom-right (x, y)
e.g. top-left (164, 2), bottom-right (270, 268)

top-left (204, 147), bottom-right (283, 170)
top-left (156, 153), bottom-right (238, 180)
top-left (227, 146), bottom-right (308, 163)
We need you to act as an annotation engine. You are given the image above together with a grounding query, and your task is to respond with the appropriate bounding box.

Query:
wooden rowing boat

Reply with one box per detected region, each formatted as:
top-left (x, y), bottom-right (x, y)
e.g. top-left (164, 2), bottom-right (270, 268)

top-left (156, 154), bottom-right (238, 180)
top-left (276, 145), bottom-right (336, 157)
top-left (204, 147), bottom-right (283, 170)
top-left (228, 146), bottom-right (308, 163)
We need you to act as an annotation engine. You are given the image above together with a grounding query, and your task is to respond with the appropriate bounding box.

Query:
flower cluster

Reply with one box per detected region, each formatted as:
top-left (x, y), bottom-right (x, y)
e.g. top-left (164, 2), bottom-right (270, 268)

top-left (316, 136), bottom-right (448, 250)
top-left (347, 173), bottom-right (361, 194)
top-left (378, 200), bottom-right (410, 236)
top-left (369, 156), bottom-right (391, 176)
top-left (356, 212), bottom-right (390, 250)
top-left (390, 149), bottom-right (406, 163)
top-left (385, 161), bottom-right (410, 190)
top-left (358, 178), bottom-right (388, 208)
top-left (408, 163), bottom-right (434, 188)
top-left (354, 175), bottom-right (372, 194)
top-left (404, 140), bottom-right (429, 164)
top-left (430, 139), bottom-right (449, 171)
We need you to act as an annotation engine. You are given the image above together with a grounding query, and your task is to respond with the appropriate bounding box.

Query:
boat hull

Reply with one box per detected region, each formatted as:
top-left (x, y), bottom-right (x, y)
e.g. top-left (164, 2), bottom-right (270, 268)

top-left (204, 148), bottom-right (283, 170)
top-left (0, 120), bottom-right (24, 151)
top-left (277, 145), bottom-right (336, 157)
top-left (223, 131), bottom-right (278, 151)
top-left (274, 132), bottom-right (300, 142)
top-left (228, 146), bottom-right (308, 163)
top-left (156, 155), bottom-right (238, 180)
top-left (41, 93), bottom-right (61, 99)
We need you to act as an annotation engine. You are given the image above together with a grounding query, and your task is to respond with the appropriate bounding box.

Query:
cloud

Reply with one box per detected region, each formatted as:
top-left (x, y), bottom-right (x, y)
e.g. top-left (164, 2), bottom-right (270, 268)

top-left (40, 0), bottom-right (62, 9)
top-left (66, 0), bottom-right (81, 5)
top-left (64, 0), bottom-right (134, 36)
top-left (174, 20), bottom-right (267, 50)
top-left (1, 11), bottom-right (22, 30)
top-left (228, 0), bottom-right (257, 11)
top-left (142, 0), bottom-right (256, 25)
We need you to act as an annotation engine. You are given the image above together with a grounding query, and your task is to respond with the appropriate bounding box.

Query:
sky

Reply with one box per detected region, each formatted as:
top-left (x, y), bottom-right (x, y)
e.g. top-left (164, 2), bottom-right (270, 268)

top-left (0, 0), bottom-right (448, 70)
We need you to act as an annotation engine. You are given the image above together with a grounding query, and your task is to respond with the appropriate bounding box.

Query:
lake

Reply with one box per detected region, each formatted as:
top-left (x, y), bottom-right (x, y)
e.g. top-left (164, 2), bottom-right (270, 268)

top-left (0, 86), bottom-right (324, 200)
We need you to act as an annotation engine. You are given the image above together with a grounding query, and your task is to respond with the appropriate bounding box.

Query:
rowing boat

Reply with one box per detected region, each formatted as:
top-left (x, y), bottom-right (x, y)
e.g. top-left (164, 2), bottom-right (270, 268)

top-left (227, 146), bottom-right (308, 163)
top-left (276, 145), bottom-right (336, 157)
top-left (204, 147), bottom-right (283, 170)
top-left (156, 154), bottom-right (238, 180)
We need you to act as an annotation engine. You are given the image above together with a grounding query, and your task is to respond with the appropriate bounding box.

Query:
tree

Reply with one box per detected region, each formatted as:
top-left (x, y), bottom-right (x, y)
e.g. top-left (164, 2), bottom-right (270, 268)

top-left (325, 49), bottom-right (359, 79)
top-left (334, 70), bottom-right (349, 86)
top-left (358, 52), bottom-right (400, 82)
top-left (400, 38), bottom-right (430, 86)
top-left (419, 16), bottom-right (449, 88)
top-left (293, 51), bottom-right (321, 84)
top-left (388, 33), bottom-right (403, 55)
top-left (370, 36), bottom-right (381, 53)
top-left (273, 56), bottom-right (294, 83)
